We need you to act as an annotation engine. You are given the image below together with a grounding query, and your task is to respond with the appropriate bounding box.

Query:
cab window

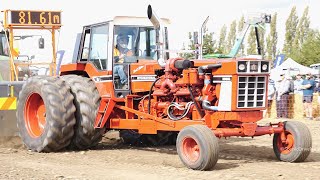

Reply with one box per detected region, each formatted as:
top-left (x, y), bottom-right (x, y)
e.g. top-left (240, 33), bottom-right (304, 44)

top-left (113, 26), bottom-right (168, 61)
top-left (0, 33), bottom-right (9, 58)
top-left (89, 24), bottom-right (109, 70)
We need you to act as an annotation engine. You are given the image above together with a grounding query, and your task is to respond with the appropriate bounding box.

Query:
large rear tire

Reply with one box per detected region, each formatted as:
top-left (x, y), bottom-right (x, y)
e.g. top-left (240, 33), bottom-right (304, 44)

top-left (273, 121), bottom-right (312, 162)
top-left (176, 125), bottom-right (219, 170)
top-left (17, 76), bottom-right (76, 152)
top-left (62, 75), bottom-right (104, 150)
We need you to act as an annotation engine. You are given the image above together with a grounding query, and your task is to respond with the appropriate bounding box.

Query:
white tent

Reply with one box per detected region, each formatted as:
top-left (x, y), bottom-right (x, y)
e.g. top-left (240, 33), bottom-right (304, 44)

top-left (270, 58), bottom-right (318, 81)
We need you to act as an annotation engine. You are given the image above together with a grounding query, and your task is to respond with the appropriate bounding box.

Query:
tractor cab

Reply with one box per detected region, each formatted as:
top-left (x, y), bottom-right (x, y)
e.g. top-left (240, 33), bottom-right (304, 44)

top-left (74, 16), bottom-right (170, 97)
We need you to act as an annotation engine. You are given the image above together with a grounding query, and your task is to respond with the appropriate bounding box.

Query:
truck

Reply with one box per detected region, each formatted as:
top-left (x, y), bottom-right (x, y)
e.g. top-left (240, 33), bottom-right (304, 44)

top-left (16, 5), bottom-right (312, 170)
top-left (0, 9), bottom-right (62, 136)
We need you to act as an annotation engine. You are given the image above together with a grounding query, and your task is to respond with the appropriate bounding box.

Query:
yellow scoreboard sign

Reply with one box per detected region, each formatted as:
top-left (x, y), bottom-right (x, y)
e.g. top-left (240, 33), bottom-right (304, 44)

top-left (0, 97), bottom-right (17, 110)
top-left (5, 10), bottom-right (62, 27)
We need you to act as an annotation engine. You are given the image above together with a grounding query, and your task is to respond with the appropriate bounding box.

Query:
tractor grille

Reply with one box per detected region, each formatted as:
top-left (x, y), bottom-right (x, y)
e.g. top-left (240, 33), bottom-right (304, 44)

top-left (237, 76), bottom-right (266, 108)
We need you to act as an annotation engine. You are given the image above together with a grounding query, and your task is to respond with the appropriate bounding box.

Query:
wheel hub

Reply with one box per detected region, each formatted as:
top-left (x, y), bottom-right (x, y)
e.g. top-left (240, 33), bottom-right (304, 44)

top-left (182, 137), bottom-right (200, 162)
top-left (24, 93), bottom-right (46, 138)
top-left (277, 131), bottom-right (294, 154)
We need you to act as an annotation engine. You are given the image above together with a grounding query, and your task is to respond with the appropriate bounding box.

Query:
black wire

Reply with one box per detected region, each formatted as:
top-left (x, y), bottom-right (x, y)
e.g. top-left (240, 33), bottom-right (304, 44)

top-left (187, 85), bottom-right (204, 118)
top-left (148, 77), bottom-right (161, 114)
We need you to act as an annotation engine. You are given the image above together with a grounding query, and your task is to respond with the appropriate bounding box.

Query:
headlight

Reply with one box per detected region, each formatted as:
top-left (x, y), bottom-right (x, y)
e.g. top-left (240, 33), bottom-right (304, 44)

top-left (261, 61), bottom-right (269, 72)
top-left (262, 64), bottom-right (268, 71)
top-left (239, 64), bottom-right (246, 71)
top-left (238, 61), bottom-right (247, 72)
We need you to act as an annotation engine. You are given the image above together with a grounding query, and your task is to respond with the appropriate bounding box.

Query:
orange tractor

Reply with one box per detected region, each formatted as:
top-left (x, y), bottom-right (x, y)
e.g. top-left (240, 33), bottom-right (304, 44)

top-left (17, 5), bottom-right (312, 170)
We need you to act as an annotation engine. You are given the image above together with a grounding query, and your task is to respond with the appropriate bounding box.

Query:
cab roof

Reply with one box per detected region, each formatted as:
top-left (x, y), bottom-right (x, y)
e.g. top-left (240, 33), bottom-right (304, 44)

top-left (83, 16), bottom-right (170, 28)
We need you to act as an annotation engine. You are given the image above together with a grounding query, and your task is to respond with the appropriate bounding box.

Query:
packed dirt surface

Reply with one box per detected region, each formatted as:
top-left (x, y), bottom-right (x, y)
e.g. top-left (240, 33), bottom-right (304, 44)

top-left (0, 118), bottom-right (320, 180)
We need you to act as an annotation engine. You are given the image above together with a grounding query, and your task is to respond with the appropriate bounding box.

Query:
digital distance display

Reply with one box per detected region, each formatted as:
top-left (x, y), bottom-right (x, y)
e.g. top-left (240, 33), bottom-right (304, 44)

top-left (9, 10), bottom-right (61, 26)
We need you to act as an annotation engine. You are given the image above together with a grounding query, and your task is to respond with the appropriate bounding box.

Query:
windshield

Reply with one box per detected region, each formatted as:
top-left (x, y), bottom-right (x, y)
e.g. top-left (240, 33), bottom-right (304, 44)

top-left (114, 26), bottom-right (158, 61)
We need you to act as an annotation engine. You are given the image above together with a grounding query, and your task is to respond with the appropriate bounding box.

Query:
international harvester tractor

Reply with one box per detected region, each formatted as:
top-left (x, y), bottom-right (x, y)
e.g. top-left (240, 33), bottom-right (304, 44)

top-left (17, 5), bottom-right (312, 170)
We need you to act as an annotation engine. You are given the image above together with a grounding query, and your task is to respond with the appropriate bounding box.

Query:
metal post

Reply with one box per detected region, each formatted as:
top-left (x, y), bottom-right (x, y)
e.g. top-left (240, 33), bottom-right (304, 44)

top-left (51, 28), bottom-right (57, 76)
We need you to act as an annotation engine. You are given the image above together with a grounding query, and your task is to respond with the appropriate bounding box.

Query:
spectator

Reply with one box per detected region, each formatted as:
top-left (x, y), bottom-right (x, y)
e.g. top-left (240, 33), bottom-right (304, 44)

top-left (265, 79), bottom-right (276, 118)
top-left (317, 82), bottom-right (320, 103)
top-left (276, 73), bottom-right (291, 118)
top-left (293, 74), bottom-right (303, 95)
top-left (301, 72), bottom-right (316, 120)
top-left (315, 81), bottom-right (320, 121)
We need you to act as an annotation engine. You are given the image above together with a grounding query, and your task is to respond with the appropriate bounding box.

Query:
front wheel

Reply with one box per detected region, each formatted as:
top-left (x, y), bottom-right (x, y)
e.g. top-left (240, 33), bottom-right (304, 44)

top-left (176, 125), bottom-right (219, 170)
top-left (273, 121), bottom-right (312, 162)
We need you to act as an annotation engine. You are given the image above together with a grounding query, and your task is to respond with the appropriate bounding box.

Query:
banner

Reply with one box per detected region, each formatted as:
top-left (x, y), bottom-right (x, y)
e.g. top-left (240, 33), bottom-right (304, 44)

top-left (273, 54), bottom-right (285, 68)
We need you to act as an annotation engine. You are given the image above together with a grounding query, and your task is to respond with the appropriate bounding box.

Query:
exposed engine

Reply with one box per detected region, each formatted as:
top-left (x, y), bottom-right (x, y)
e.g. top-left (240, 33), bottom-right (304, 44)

top-left (138, 58), bottom-right (224, 121)
top-left (135, 56), bottom-right (270, 124)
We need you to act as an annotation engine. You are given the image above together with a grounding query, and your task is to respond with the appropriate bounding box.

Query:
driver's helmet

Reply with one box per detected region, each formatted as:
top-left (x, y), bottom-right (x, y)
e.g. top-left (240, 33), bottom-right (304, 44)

top-left (117, 34), bottom-right (129, 49)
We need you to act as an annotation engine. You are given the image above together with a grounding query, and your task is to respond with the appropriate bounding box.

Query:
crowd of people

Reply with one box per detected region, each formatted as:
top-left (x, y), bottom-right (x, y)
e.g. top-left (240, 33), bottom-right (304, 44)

top-left (266, 72), bottom-right (320, 120)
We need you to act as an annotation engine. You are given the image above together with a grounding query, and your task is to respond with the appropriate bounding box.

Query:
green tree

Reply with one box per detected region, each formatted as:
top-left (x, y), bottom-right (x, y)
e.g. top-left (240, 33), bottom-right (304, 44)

top-left (226, 20), bottom-right (237, 53)
top-left (181, 30), bottom-right (215, 59)
top-left (217, 24), bottom-right (227, 54)
top-left (180, 32), bottom-right (195, 59)
top-left (266, 13), bottom-right (278, 60)
top-left (246, 27), bottom-right (257, 55)
top-left (292, 6), bottom-right (310, 60)
top-left (282, 6), bottom-right (299, 56)
top-left (202, 30), bottom-right (215, 55)
top-left (297, 30), bottom-right (320, 66)
top-left (237, 15), bottom-right (245, 56)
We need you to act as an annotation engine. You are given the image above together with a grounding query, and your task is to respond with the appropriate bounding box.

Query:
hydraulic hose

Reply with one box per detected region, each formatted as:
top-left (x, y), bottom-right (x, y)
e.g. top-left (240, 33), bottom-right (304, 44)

top-left (187, 85), bottom-right (204, 118)
top-left (167, 102), bottom-right (193, 121)
top-left (148, 77), bottom-right (161, 114)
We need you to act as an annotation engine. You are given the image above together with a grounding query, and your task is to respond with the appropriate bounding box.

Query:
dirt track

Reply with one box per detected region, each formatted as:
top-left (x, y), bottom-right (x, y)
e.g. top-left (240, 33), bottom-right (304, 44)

top-left (1, 118), bottom-right (320, 180)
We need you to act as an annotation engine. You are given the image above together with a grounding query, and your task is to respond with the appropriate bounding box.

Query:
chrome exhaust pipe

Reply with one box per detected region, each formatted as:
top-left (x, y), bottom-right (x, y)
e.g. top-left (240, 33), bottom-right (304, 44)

top-left (199, 16), bottom-right (209, 59)
top-left (147, 5), bottom-right (161, 29)
top-left (147, 5), bottom-right (166, 67)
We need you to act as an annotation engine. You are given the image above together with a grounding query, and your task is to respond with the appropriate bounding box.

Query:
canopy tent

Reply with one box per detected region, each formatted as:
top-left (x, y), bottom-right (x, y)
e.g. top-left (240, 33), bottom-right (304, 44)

top-left (270, 58), bottom-right (318, 81)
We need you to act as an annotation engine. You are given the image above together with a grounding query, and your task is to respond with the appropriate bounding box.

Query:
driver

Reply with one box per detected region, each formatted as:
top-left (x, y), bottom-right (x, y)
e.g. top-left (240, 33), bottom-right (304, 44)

top-left (114, 34), bottom-right (133, 89)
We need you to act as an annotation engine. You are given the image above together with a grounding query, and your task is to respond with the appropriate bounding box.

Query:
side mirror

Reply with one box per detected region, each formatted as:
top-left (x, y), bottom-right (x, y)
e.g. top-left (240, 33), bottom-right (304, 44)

top-left (38, 37), bottom-right (44, 49)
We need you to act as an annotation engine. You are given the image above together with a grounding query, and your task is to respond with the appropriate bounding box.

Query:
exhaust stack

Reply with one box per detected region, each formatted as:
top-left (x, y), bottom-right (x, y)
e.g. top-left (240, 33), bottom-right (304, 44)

top-left (147, 5), bottom-right (166, 67)
top-left (147, 5), bottom-right (161, 29)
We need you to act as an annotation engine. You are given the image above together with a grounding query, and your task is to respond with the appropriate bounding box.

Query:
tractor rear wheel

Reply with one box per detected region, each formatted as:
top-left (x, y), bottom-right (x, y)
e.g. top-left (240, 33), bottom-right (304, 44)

top-left (176, 125), bottom-right (219, 170)
top-left (17, 76), bottom-right (76, 152)
top-left (273, 121), bottom-right (312, 162)
top-left (62, 75), bottom-right (105, 150)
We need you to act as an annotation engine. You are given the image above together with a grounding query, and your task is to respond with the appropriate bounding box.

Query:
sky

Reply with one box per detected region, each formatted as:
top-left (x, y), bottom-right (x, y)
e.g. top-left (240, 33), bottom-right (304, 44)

top-left (0, 0), bottom-right (319, 62)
